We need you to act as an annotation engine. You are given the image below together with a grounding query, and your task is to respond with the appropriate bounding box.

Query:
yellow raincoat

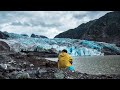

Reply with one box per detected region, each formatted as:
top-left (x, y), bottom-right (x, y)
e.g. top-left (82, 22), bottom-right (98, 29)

top-left (58, 52), bottom-right (73, 69)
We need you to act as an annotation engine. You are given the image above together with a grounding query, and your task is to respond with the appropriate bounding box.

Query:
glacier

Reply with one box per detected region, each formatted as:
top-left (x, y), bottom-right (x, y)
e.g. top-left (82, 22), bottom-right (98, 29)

top-left (0, 33), bottom-right (120, 56)
top-left (0, 38), bottom-right (103, 56)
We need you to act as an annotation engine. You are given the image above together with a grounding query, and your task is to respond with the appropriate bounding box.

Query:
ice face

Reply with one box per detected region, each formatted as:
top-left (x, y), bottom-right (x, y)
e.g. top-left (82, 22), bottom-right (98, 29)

top-left (80, 40), bottom-right (102, 51)
top-left (1, 36), bottom-right (120, 56)
top-left (66, 46), bottom-right (103, 56)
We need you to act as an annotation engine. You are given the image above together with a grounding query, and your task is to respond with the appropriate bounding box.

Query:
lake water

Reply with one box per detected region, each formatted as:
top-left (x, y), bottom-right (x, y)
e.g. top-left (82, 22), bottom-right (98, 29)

top-left (46, 55), bottom-right (120, 75)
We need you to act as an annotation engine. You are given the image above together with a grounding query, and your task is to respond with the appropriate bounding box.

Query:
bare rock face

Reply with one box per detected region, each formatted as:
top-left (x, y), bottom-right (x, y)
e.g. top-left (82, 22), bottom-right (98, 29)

top-left (0, 41), bottom-right (10, 51)
top-left (0, 31), bottom-right (9, 39)
top-left (31, 33), bottom-right (48, 38)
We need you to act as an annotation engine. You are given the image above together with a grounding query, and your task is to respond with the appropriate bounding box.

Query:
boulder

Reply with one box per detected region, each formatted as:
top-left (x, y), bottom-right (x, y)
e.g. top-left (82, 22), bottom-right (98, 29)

top-left (54, 70), bottom-right (65, 79)
top-left (0, 31), bottom-right (9, 39)
top-left (16, 72), bottom-right (30, 79)
top-left (0, 41), bottom-right (10, 51)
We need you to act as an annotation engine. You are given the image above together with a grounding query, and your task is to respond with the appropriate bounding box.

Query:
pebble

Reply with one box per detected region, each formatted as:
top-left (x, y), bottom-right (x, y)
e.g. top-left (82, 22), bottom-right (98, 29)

top-left (0, 64), bottom-right (8, 70)
top-left (30, 64), bottom-right (34, 67)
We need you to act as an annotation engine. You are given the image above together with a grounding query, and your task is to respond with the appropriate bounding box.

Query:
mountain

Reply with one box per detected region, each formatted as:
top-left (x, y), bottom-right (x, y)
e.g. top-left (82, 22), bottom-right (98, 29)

top-left (55, 11), bottom-right (120, 46)
top-left (0, 41), bottom-right (10, 51)
top-left (31, 34), bottom-right (48, 38)
top-left (2, 31), bottom-right (29, 39)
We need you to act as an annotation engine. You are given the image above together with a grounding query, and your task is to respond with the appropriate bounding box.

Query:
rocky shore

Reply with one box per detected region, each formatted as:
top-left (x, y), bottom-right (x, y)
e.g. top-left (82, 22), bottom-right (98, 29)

top-left (0, 51), bottom-right (120, 79)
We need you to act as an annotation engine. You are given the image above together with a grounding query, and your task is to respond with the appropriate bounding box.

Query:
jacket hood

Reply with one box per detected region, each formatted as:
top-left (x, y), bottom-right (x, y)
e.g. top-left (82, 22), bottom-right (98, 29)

top-left (59, 52), bottom-right (67, 57)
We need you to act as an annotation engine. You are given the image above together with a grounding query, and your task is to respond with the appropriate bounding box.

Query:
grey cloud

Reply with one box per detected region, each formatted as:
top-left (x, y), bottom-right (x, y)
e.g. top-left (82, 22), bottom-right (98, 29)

top-left (11, 22), bottom-right (31, 26)
top-left (38, 22), bottom-right (61, 27)
top-left (29, 19), bottom-right (62, 27)
top-left (0, 11), bottom-right (110, 38)
top-left (73, 14), bottom-right (87, 19)
top-left (73, 11), bottom-right (110, 20)
top-left (0, 12), bottom-right (13, 23)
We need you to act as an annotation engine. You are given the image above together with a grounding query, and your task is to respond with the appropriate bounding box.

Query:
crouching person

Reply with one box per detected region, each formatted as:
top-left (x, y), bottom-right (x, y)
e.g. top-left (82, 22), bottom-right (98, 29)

top-left (57, 49), bottom-right (75, 72)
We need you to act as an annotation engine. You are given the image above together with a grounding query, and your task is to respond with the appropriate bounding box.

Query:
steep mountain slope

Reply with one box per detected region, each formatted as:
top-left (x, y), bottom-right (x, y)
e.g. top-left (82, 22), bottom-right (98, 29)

top-left (0, 31), bottom-right (9, 39)
top-left (55, 11), bottom-right (120, 46)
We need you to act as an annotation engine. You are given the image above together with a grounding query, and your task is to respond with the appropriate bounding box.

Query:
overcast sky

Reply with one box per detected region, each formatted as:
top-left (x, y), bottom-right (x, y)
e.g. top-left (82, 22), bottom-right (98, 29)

top-left (0, 11), bottom-right (111, 38)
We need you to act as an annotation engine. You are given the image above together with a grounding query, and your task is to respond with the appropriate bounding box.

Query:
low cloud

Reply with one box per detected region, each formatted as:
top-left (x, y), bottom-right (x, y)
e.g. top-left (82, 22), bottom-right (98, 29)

top-left (0, 11), bottom-right (111, 38)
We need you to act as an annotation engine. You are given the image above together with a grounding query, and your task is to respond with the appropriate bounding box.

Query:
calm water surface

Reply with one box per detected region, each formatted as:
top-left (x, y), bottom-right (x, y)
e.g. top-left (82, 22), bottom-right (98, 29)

top-left (46, 55), bottom-right (120, 75)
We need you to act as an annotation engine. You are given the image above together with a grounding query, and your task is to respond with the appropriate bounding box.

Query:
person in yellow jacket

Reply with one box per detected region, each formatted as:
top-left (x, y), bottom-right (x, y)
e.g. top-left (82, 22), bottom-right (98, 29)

top-left (58, 49), bottom-right (75, 71)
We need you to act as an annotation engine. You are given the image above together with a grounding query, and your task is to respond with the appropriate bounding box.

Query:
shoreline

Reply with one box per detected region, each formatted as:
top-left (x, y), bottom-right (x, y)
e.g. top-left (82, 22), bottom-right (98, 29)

top-left (0, 51), bottom-right (120, 79)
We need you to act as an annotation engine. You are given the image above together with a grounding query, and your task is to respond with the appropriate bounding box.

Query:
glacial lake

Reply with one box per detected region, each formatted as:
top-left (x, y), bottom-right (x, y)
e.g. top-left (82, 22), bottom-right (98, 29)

top-left (46, 55), bottom-right (120, 75)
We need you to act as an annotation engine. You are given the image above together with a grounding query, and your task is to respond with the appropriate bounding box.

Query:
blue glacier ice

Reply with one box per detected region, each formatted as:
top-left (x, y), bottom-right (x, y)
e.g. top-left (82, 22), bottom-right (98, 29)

top-left (1, 34), bottom-right (120, 56)
top-left (80, 40), bottom-right (102, 51)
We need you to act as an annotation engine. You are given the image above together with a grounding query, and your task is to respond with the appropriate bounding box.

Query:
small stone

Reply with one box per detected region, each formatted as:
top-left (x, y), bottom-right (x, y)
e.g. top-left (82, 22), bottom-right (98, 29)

top-left (23, 62), bottom-right (27, 65)
top-left (30, 64), bottom-right (34, 67)
top-left (0, 64), bottom-right (8, 70)
top-left (8, 60), bottom-right (16, 64)
top-left (38, 69), bottom-right (47, 74)
top-left (37, 67), bottom-right (40, 70)
top-left (67, 76), bottom-right (74, 79)
top-left (6, 64), bottom-right (16, 71)
top-left (16, 72), bottom-right (30, 79)
top-left (21, 69), bottom-right (25, 71)
top-left (54, 70), bottom-right (65, 79)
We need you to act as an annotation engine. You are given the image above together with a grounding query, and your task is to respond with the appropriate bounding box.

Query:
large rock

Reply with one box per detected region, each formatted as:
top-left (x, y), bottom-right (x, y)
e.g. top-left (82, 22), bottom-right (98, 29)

top-left (0, 41), bottom-right (10, 51)
top-left (0, 31), bottom-right (9, 39)
top-left (36, 68), bottom-right (47, 78)
top-left (9, 71), bottom-right (30, 79)
top-left (0, 63), bottom-right (16, 72)
top-left (54, 70), bottom-right (65, 79)
top-left (16, 72), bottom-right (30, 79)
top-left (0, 64), bottom-right (7, 70)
